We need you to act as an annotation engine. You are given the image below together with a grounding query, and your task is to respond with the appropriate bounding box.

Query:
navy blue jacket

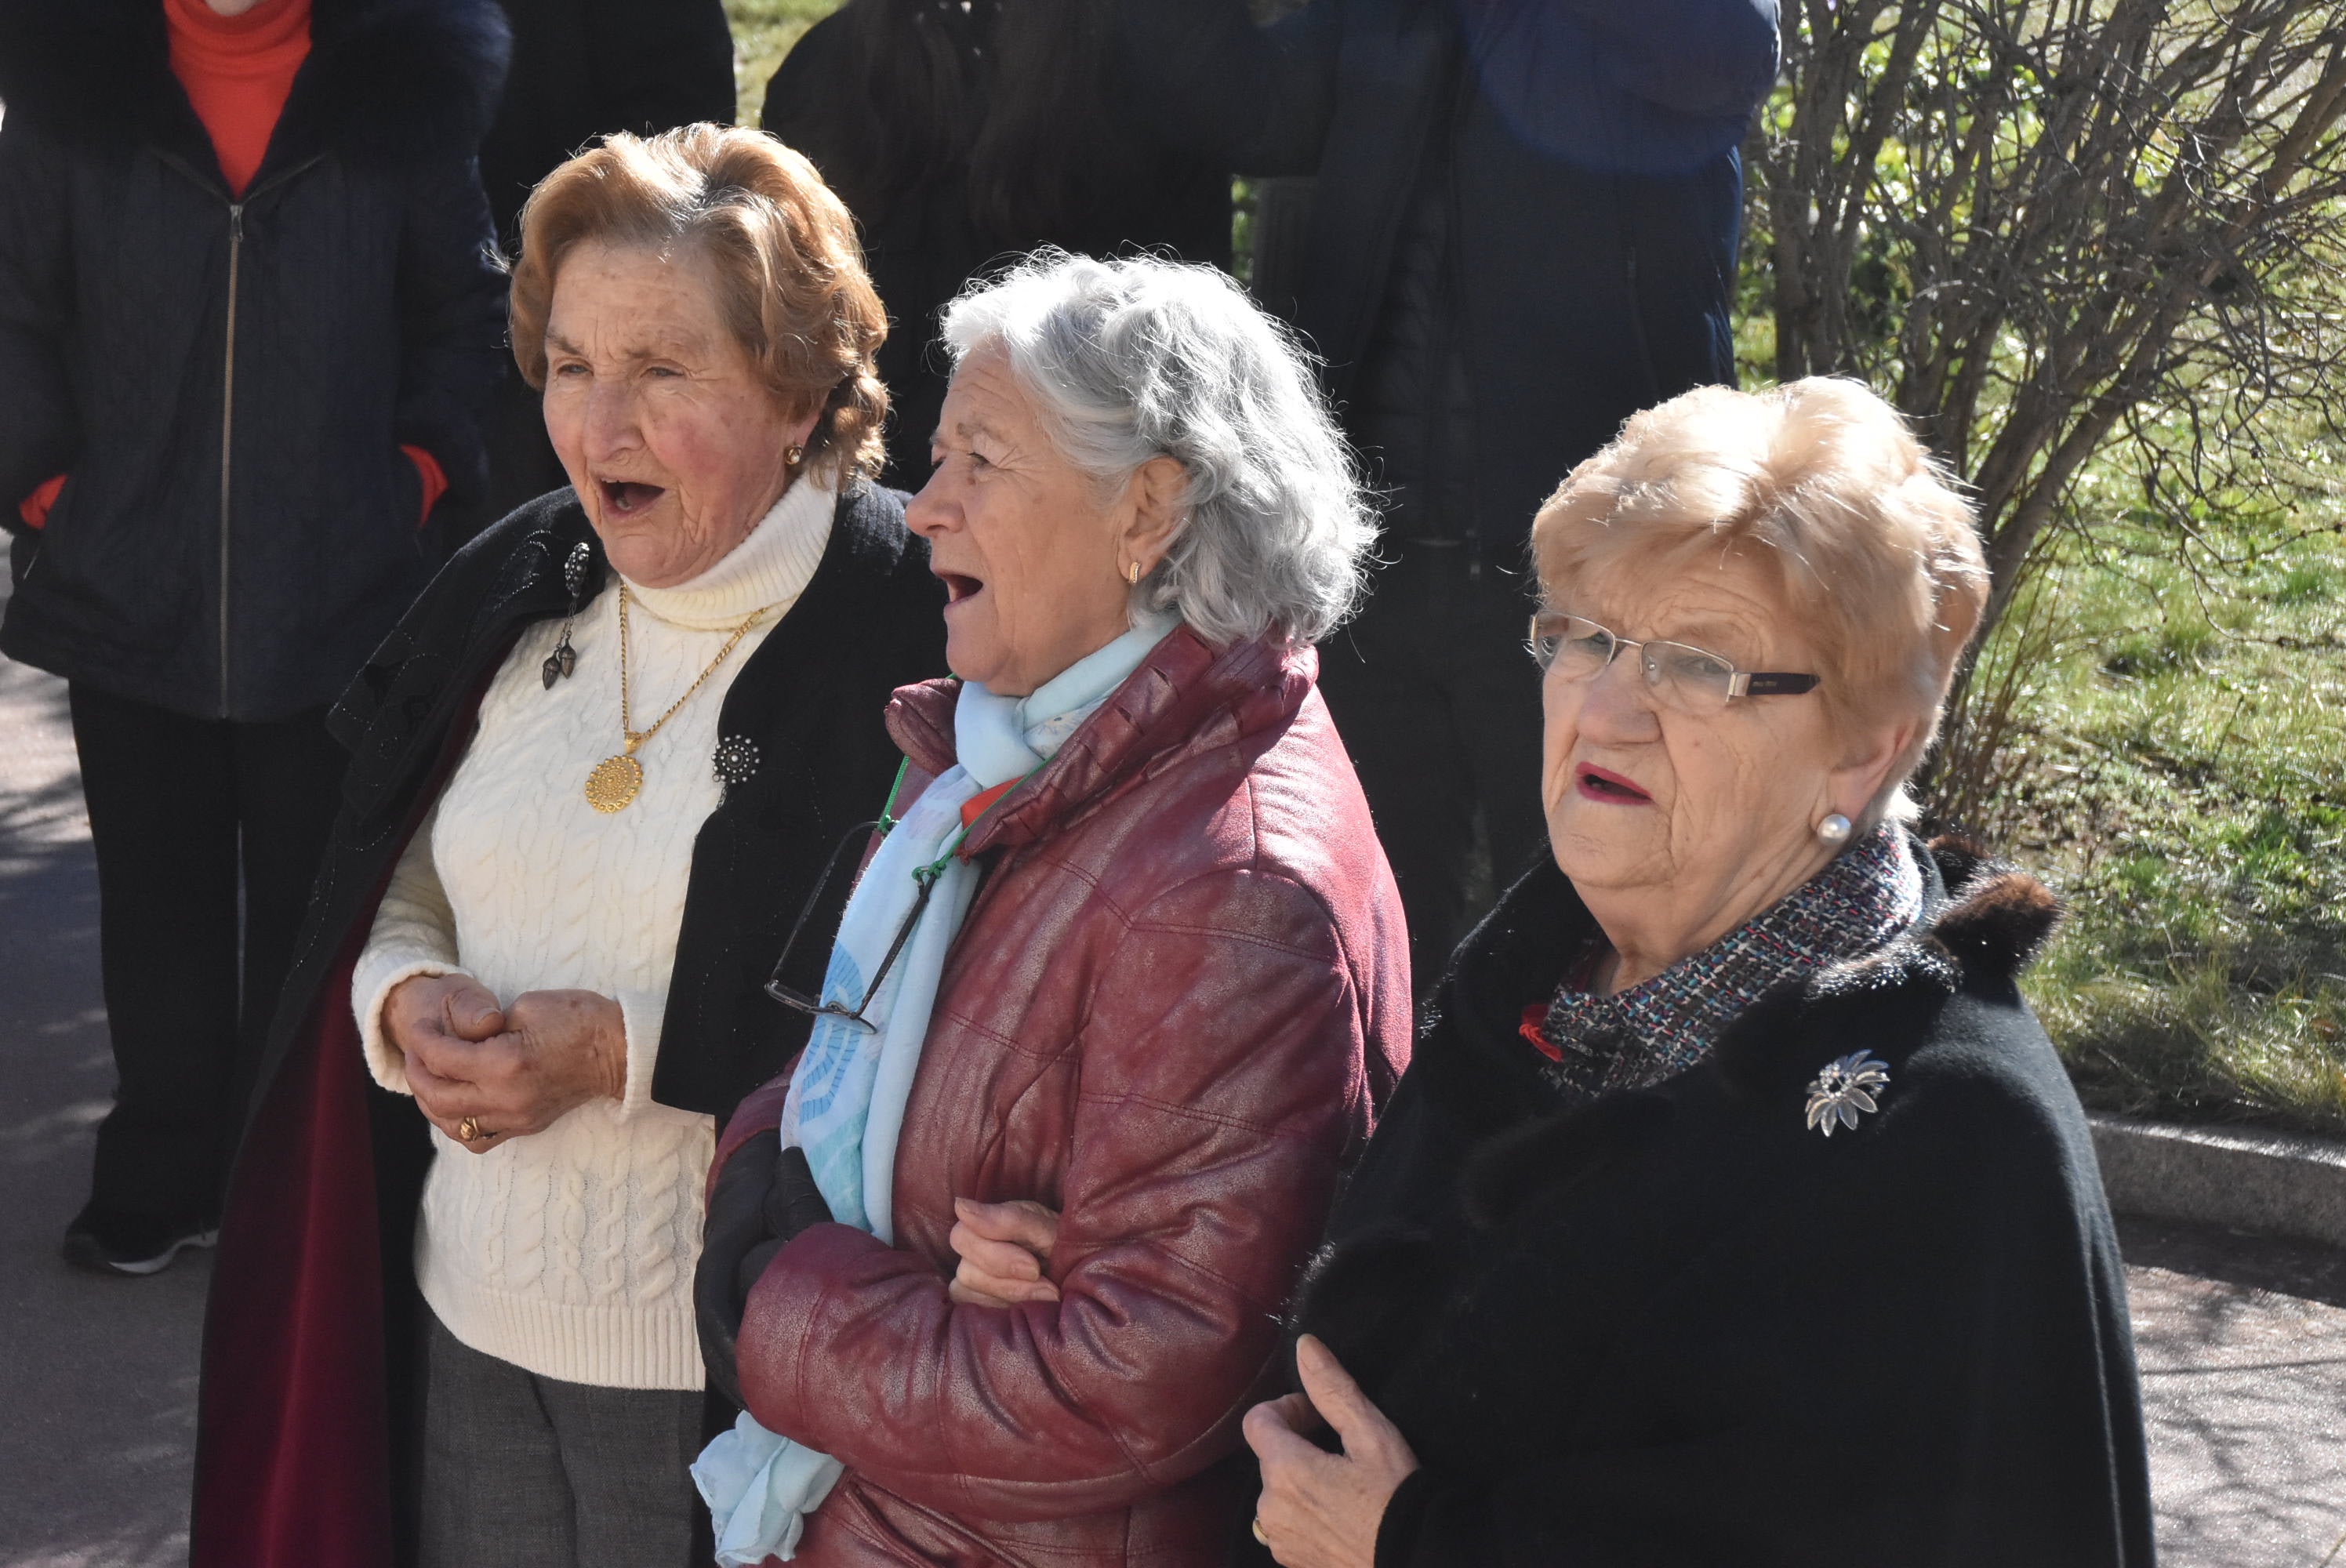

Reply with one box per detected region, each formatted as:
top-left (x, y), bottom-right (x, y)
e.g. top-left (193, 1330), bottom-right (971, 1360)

top-left (1120, 0), bottom-right (1778, 551)
top-left (0, 0), bottom-right (510, 721)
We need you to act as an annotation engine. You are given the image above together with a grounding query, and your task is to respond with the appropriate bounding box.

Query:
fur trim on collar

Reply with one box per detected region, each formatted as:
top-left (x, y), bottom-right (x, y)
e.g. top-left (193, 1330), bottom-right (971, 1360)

top-left (1710, 835), bottom-right (2063, 1105)
top-left (0, 0), bottom-right (509, 173)
top-left (1415, 833), bottom-right (2065, 1138)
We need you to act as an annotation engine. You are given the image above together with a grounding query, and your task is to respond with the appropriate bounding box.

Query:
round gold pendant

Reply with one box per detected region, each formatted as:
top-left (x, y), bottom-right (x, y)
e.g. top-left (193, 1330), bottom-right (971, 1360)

top-left (585, 753), bottom-right (644, 813)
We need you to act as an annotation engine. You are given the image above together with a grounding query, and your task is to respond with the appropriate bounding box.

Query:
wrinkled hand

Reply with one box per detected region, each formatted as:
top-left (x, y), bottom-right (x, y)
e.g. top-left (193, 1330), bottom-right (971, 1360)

top-left (383, 973), bottom-right (505, 1146)
top-left (1244, 1335), bottom-right (1418, 1568)
top-left (947, 1199), bottom-right (1061, 1307)
top-left (695, 1142), bottom-right (832, 1408)
top-left (402, 986), bottom-right (626, 1153)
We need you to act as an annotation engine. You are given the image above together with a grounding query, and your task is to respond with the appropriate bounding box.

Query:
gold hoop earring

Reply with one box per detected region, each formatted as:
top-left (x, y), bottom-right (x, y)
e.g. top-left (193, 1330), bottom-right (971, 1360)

top-left (784, 444), bottom-right (805, 467)
top-left (1126, 560), bottom-right (1143, 586)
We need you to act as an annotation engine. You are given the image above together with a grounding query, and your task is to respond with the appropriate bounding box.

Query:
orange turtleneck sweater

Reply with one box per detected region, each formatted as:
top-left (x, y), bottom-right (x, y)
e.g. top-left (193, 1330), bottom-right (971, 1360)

top-left (17, 0), bottom-right (444, 531)
top-left (165, 0), bottom-right (312, 198)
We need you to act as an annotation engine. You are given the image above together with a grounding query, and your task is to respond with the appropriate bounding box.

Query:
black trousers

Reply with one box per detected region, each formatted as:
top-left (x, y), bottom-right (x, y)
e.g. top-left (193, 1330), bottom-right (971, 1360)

top-left (68, 684), bottom-right (346, 1221)
top-left (1316, 547), bottom-right (1549, 991)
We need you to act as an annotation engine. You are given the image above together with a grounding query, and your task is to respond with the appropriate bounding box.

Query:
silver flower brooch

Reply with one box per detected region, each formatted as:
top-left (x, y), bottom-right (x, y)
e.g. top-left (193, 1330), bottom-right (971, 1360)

top-left (1804, 1051), bottom-right (1890, 1137)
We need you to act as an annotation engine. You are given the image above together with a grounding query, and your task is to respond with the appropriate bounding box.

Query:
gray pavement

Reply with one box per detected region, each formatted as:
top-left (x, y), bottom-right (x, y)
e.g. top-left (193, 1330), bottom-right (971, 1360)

top-left (3, 615), bottom-right (2344, 1565)
top-left (1, 629), bottom-right (207, 1568)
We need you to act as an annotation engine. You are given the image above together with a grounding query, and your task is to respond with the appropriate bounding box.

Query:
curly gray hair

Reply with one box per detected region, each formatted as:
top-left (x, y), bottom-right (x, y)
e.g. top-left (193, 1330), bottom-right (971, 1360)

top-left (938, 251), bottom-right (1376, 647)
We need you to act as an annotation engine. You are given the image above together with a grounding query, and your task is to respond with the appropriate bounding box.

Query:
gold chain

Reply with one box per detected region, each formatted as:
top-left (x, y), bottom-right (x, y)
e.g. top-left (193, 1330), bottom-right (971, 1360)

top-left (617, 583), bottom-right (766, 755)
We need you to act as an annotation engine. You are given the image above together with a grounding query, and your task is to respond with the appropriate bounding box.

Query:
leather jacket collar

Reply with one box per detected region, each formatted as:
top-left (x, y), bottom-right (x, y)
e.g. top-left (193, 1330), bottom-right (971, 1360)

top-left (882, 625), bottom-right (1316, 855)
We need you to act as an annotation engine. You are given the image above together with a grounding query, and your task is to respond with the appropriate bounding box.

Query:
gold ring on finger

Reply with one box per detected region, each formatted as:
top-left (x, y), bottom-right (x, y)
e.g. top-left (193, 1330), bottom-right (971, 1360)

top-left (456, 1116), bottom-right (481, 1142)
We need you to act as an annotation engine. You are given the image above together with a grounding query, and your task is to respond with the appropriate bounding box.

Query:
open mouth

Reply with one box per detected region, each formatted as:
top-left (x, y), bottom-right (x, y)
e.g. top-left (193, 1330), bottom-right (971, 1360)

top-left (1576, 764), bottom-right (1653, 804)
top-left (936, 571), bottom-right (985, 606)
top-left (599, 479), bottom-right (666, 515)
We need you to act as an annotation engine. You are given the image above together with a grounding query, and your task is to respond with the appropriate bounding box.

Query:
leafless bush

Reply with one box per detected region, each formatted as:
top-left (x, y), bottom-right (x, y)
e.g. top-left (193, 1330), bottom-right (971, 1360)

top-left (1746, 0), bottom-right (2346, 802)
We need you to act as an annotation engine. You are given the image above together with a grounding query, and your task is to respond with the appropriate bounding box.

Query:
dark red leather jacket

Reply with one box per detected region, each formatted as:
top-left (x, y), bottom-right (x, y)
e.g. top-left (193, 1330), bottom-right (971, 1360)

top-left (718, 625), bottom-right (1411, 1566)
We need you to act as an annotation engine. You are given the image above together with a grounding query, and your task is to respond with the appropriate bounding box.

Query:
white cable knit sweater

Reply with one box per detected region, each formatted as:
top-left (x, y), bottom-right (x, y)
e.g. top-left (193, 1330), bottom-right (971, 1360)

top-left (350, 477), bottom-right (835, 1390)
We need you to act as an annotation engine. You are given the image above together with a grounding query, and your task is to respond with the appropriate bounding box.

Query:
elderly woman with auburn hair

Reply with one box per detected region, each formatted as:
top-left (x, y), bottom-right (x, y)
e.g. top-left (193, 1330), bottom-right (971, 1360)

top-left (1228, 379), bottom-right (2158, 1567)
top-left (190, 125), bottom-right (944, 1568)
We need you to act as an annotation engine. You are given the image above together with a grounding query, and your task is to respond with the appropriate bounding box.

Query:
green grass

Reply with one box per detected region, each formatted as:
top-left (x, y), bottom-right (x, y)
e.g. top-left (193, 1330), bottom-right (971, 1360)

top-left (724, 0), bottom-right (841, 127)
top-left (1982, 521), bottom-right (2346, 1136)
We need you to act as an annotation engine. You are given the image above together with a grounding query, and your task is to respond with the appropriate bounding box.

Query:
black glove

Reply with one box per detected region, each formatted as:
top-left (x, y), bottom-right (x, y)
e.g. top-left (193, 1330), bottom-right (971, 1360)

top-left (695, 1141), bottom-right (832, 1408)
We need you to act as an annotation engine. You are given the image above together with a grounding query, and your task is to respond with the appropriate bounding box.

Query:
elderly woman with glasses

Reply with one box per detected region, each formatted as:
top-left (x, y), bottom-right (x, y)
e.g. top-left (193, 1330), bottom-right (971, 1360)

top-left (191, 126), bottom-right (946, 1568)
top-left (1229, 379), bottom-right (2157, 1568)
top-left (689, 250), bottom-right (1410, 1568)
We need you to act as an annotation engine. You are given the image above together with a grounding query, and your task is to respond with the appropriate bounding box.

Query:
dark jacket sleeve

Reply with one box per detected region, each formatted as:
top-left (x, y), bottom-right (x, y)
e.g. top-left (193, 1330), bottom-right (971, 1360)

top-left (585, 0), bottom-right (737, 130)
top-left (1124, 0), bottom-right (1775, 180)
top-left (1372, 1073), bottom-right (2148, 1568)
top-left (1113, 0), bottom-right (1344, 175)
top-left (391, 154), bottom-right (508, 510)
top-left (1552, 0), bottom-right (1780, 121)
top-left (0, 121), bottom-right (76, 532)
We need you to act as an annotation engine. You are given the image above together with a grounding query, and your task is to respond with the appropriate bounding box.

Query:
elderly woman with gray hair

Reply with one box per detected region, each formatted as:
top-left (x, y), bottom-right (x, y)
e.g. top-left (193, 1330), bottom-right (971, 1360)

top-left (691, 250), bottom-right (1412, 1567)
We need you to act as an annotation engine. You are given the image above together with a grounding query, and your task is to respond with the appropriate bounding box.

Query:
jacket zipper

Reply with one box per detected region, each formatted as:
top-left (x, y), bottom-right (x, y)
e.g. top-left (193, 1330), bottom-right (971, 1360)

top-left (220, 201), bottom-right (242, 713)
top-left (156, 151), bottom-right (322, 713)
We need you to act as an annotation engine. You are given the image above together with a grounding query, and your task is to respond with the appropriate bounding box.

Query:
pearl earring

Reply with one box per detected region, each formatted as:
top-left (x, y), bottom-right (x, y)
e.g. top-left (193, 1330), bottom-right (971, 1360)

top-left (1816, 812), bottom-right (1854, 846)
top-left (784, 444), bottom-right (805, 467)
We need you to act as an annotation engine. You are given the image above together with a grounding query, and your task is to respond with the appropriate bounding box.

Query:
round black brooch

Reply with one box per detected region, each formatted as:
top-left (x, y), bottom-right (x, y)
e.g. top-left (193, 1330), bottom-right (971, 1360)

top-left (714, 735), bottom-right (761, 793)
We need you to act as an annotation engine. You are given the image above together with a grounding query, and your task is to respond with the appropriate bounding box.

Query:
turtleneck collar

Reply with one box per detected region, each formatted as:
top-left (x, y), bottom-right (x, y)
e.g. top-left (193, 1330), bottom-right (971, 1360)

top-left (166, 0), bottom-right (310, 67)
top-left (624, 475), bottom-right (837, 632)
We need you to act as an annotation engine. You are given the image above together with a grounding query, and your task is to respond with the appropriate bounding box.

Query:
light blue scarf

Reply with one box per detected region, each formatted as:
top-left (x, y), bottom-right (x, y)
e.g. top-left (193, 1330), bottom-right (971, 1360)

top-left (692, 615), bottom-right (1174, 1565)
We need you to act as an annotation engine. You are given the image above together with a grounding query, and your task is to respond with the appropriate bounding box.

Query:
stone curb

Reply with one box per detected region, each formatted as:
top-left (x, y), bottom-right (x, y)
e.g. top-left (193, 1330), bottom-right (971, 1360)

top-left (2090, 1114), bottom-right (2346, 1252)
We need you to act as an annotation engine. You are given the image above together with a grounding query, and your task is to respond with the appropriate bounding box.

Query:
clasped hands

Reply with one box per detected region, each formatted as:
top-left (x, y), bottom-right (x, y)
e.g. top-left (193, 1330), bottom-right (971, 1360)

top-left (946, 1204), bottom-right (1414, 1568)
top-left (381, 972), bottom-right (626, 1153)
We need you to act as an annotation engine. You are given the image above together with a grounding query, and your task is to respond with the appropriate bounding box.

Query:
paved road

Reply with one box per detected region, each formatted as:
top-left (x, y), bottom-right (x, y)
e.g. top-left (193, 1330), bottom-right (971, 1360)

top-left (3, 612), bottom-right (2344, 1566)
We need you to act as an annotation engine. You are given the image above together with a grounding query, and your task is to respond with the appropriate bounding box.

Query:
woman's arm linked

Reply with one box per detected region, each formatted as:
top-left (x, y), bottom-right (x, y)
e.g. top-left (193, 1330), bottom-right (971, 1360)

top-left (731, 869), bottom-right (1372, 1521)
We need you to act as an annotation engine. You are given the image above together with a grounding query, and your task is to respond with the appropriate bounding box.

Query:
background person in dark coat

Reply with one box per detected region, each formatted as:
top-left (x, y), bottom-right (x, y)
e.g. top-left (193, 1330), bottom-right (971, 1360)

top-left (1118, 0), bottom-right (1781, 985)
top-left (761, 0), bottom-right (1236, 491)
top-left (1232, 379), bottom-right (2155, 1566)
top-left (0, 0), bottom-right (509, 1275)
top-left (475, 0), bottom-right (737, 518)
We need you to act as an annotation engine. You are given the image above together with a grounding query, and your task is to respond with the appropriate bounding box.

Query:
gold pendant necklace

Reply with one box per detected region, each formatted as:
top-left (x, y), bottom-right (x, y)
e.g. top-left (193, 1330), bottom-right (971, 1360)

top-left (586, 584), bottom-right (767, 814)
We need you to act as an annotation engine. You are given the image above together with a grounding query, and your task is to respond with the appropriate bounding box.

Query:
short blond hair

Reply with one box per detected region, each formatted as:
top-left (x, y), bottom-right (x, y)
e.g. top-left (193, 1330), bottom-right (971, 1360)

top-left (508, 125), bottom-right (887, 484)
top-left (1531, 377), bottom-right (1989, 812)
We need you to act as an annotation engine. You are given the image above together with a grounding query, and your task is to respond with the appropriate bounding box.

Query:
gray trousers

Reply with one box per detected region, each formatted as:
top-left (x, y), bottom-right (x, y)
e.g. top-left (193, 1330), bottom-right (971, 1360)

top-left (420, 1312), bottom-right (704, 1568)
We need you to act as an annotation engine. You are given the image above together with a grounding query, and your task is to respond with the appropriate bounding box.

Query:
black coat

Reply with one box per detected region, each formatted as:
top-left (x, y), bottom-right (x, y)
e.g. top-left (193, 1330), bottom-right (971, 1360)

top-left (0, 0), bottom-right (510, 721)
top-left (477, 0), bottom-right (736, 247)
top-left (191, 482), bottom-right (946, 1565)
top-left (761, 7), bottom-right (1234, 491)
top-left (1288, 838), bottom-right (2157, 1566)
top-left (1119, 0), bottom-right (1779, 550)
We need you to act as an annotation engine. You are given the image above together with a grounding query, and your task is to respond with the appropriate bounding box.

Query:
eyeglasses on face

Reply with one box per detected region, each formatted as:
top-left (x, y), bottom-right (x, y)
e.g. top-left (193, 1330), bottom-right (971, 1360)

top-left (1525, 612), bottom-right (1821, 716)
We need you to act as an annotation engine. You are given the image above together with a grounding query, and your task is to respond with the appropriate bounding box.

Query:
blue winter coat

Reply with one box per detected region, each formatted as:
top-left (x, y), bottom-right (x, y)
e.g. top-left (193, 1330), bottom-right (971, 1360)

top-left (0, 0), bottom-right (510, 720)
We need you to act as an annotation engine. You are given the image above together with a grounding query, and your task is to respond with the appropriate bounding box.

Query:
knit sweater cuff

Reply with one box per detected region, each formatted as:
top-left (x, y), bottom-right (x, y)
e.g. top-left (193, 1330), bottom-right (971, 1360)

top-left (353, 953), bottom-right (471, 1096)
top-left (614, 988), bottom-right (666, 1120)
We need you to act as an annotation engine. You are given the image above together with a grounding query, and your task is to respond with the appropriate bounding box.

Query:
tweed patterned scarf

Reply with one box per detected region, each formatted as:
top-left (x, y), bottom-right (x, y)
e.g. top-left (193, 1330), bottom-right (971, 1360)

top-left (1537, 826), bottom-right (1924, 1105)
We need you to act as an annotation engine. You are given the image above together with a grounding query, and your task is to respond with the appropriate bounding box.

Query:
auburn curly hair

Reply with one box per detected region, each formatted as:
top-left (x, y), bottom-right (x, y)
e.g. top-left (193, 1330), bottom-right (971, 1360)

top-left (508, 124), bottom-right (888, 485)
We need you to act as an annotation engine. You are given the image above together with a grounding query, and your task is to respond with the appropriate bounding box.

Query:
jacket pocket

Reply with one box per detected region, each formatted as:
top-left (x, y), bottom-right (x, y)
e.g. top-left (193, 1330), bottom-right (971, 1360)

top-left (25, 468), bottom-right (202, 655)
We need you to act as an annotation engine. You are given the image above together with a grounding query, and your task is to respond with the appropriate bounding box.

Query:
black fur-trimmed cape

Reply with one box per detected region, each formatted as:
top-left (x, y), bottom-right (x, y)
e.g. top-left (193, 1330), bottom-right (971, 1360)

top-left (1277, 838), bottom-right (2157, 1567)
